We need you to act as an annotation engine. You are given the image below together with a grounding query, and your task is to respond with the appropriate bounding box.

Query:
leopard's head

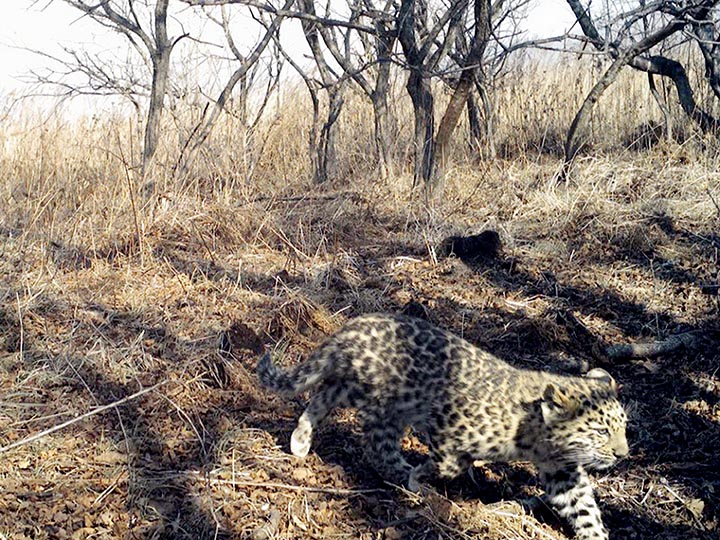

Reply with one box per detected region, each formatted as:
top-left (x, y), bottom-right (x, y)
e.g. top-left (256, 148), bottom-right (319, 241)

top-left (539, 368), bottom-right (629, 471)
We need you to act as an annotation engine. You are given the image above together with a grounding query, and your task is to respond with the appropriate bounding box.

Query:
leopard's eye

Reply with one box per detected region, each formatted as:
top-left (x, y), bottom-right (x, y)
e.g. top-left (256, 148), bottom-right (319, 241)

top-left (596, 427), bottom-right (610, 437)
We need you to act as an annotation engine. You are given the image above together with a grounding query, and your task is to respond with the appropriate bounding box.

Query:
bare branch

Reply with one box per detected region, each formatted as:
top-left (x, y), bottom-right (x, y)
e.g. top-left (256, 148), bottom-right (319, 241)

top-left (604, 332), bottom-right (702, 360)
top-left (182, 0), bottom-right (378, 32)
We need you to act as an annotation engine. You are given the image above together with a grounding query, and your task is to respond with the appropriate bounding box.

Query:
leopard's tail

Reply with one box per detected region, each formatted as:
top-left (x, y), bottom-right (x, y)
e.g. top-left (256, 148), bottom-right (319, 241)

top-left (256, 351), bottom-right (328, 395)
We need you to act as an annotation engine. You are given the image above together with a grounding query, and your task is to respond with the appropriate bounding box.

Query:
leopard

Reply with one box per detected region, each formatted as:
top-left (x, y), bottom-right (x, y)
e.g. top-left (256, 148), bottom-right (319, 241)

top-left (257, 313), bottom-right (629, 540)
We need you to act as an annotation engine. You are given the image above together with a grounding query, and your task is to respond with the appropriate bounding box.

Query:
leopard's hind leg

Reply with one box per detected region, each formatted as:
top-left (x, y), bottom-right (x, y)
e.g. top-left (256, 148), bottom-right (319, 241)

top-left (408, 441), bottom-right (473, 492)
top-left (291, 381), bottom-right (357, 458)
top-left (361, 408), bottom-right (414, 486)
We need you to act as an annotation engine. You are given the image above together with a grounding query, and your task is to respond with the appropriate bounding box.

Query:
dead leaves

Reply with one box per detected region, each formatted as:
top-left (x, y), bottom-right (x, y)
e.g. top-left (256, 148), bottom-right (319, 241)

top-left (251, 509), bottom-right (281, 540)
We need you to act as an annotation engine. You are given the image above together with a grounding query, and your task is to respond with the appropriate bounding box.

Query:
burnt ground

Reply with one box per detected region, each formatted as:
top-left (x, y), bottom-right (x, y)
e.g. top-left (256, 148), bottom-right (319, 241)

top-left (0, 158), bottom-right (719, 540)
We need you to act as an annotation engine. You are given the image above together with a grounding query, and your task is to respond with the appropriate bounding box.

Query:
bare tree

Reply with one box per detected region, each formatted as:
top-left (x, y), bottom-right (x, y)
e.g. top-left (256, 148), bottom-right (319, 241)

top-left (362, 0), bottom-right (399, 177)
top-left (184, 0), bottom-right (528, 189)
top-left (434, 0), bottom-right (492, 170)
top-left (177, 0), bottom-right (291, 178)
top-left (186, 0), bottom-right (373, 183)
top-left (309, 0), bottom-right (398, 177)
top-left (564, 0), bottom-right (720, 165)
top-left (397, 0), bottom-right (470, 188)
top-left (400, 0), bottom-right (541, 188)
top-left (47, 1), bottom-right (187, 171)
top-left (296, 0), bottom-right (348, 184)
top-left (457, 0), bottom-right (547, 156)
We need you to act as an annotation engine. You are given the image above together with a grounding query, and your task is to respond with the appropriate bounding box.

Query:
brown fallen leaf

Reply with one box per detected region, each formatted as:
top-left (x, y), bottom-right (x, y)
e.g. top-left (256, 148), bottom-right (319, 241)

top-left (252, 509), bottom-right (281, 540)
top-left (72, 527), bottom-right (95, 540)
top-left (95, 450), bottom-right (127, 465)
top-left (382, 525), bottom-right (403, 540)
top-left (53, 511), bottom-right (69, 523)
top-left (291, 466), bottom-right (314, 483)
top-left (424, 490), bottom-right (453, 521)
top-left (686, 498), bottom-right (705, 519)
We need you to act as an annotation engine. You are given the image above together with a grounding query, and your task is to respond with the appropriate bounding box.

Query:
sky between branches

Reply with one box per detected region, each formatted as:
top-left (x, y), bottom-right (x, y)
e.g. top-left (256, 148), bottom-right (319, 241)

top-left (0, 0), bottom-right (576, 98)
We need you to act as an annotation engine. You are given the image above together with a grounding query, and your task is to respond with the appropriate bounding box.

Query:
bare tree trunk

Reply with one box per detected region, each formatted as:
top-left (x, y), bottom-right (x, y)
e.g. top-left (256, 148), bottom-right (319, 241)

top-left (371, 27), bottom-right (397, 178)
top-left (316, 88), bottom-right (345, 183)
top-left (237, 73), bottom-right (249, 128)
top-left (398, 0), bottom-right (436, 188)
top-left (435, 75), bottom-right (473, 169)
top-left (144, 55), bottom-right (170, 168)
top-left (693, 21), bottom-right (720, 101)
top-left (477, 79), bottom-right (496, 157)
top-left (307, 88), bottom-right (321, 183)
top-left (564, 47), bottom-right (720, 167)
top-left (435, 0), bottom-right (491, 173)
top-left (467, 93), bottom-right (482, 150)
top-left (140, 0), bottom-right (172, 172)
top-left (406, 71), bottom-right (436, 187)
top-left (466, 77), bottom-right (496, 157)
top-left (305, 0), bottom-right (397, 178)
top-left (372, 92), bottom-right (393, 178)
top-left (565, 55), bottom-right (629, 163)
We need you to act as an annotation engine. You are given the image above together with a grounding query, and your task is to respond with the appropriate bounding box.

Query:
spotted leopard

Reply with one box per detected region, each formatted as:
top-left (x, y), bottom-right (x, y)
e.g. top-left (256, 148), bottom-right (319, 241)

top-left (258, 313), bottom-right (629, 540)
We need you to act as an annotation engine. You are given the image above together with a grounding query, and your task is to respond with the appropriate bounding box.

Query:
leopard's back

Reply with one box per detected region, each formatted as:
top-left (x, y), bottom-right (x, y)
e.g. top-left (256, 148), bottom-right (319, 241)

top-left (314, 312), bottom-right (514, 401)
top-left (316, 314), bottom-right (559, 461)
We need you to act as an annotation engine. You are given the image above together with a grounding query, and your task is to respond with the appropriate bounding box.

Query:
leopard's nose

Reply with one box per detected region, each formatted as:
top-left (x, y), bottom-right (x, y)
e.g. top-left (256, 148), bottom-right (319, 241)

top-left (614, 438), bottom-right (629, 458)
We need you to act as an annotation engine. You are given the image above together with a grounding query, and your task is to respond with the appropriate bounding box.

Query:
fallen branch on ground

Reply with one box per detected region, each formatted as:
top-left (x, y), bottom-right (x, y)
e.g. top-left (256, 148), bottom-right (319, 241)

top-left (604, 331), bottom-right (701, 360)
top-left (0, 381), bottom-right (167, 454)
top-left (240, 191), bottom-right (364, 206)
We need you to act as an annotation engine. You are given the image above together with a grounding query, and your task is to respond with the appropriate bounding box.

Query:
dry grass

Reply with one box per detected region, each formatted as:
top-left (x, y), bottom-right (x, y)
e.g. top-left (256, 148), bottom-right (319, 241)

top-left (1, 63), bottom-right (719, 540)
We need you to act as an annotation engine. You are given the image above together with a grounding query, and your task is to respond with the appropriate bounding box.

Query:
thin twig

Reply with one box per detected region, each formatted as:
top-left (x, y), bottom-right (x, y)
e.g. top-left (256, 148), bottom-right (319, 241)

top-left (93, 470), bottom-right (128, 507)
top-left (189, 218), bottom-right (218, 266)
top-left (0, 381), bottom-right (167, 455)
top-left (15, 292), bottom-right (24, 364)
top-left (707, 188), bottom-right (720, 216)
top-left (239, 193), bottom-right (356, 207)
top-left (116, 129), bottom-right (143, 263)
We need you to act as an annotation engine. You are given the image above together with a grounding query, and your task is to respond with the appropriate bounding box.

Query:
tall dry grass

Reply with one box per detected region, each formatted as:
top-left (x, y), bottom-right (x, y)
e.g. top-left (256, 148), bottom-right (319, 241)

top-left (2, 62), bottom-right (718, 312)
top-left (1, 58), bottom-right (716, 254)
top-left (1, 57), bottom-right (718, 291)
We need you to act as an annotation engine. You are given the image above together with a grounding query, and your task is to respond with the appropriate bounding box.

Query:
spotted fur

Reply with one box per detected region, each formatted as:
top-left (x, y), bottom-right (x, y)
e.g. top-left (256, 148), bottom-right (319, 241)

top-left (258, 313), bottom-right (628, 540)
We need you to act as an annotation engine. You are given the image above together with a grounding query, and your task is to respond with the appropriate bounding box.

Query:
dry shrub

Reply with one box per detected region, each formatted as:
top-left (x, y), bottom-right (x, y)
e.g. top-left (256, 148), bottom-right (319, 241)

top-left (267, 289), bottom-right (341, 347)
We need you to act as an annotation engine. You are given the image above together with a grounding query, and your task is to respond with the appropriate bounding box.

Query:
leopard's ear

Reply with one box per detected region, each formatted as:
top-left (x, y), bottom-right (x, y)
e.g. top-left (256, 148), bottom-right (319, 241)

top-left (585, 368), bottom-right (618, 391)
top-left (541, 383), bottom-right (579, 423)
